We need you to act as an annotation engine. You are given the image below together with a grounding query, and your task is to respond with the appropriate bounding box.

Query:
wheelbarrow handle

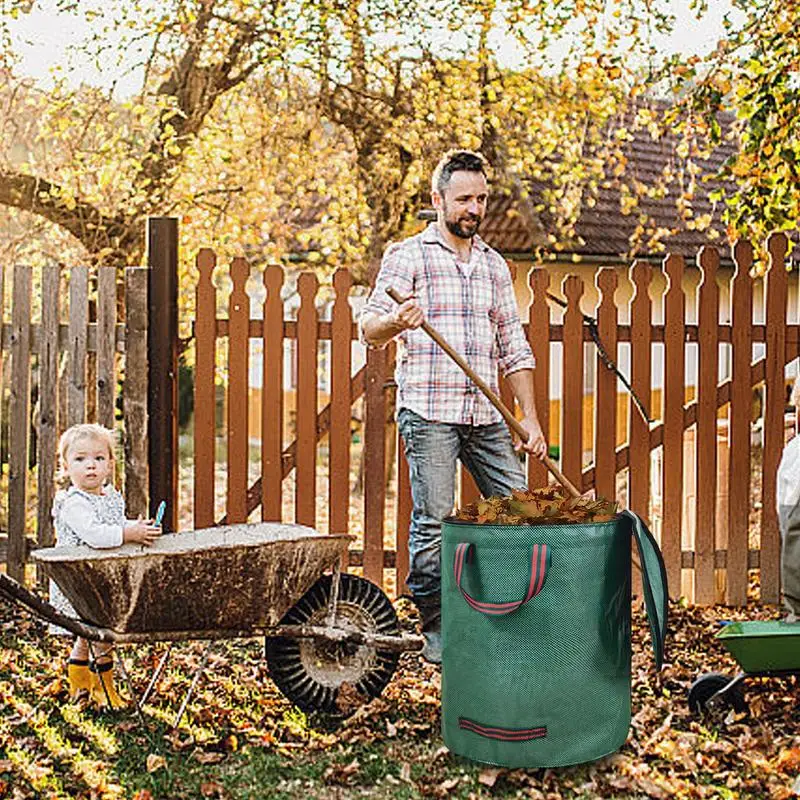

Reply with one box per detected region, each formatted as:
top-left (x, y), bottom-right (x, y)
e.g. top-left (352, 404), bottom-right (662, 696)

top-left (385, 286), bottom-right (581, 499)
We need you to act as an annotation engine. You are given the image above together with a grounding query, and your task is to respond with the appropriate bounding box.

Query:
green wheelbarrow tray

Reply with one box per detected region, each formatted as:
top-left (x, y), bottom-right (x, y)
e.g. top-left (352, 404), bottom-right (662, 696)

top-left (688, 620), bottom-right (800, 716)
top-left (717, 620), bottom-right (800, 673)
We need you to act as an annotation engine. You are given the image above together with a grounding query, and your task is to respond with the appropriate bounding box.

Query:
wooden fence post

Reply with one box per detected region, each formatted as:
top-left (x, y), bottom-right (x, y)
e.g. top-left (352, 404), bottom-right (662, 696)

top-left (7, 266), bottom-right (32, 582)
top-left (124, 267), bottom-right (149, 519)
top-left (37, 266), bottom-right (61, 571)
top-left (147, 217), bottom-right (179, 531)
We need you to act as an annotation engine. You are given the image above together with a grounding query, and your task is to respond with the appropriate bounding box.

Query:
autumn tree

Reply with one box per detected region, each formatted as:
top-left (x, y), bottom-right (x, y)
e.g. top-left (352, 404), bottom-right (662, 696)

top-left (656, 0), bottom-right (799, 256)
top-left (5, 0), bottom-right (791, 280)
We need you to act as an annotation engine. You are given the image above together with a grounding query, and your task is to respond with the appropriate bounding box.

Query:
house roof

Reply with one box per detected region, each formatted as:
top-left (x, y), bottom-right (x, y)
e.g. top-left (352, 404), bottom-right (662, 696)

top-left (477, 109), bottom-right (742, 264)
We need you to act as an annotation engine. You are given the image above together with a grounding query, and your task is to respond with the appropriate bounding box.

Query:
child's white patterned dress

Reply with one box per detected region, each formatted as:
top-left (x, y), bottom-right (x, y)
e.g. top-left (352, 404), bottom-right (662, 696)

top-left (49, 485), bottom-right (127, 634)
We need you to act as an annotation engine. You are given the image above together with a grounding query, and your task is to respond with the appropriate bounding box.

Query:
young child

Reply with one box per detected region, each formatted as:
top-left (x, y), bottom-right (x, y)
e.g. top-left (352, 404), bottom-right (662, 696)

top-left (51, 423), bottom-right (162, 708)
top-left (777, 379), bottom-right (800, 623)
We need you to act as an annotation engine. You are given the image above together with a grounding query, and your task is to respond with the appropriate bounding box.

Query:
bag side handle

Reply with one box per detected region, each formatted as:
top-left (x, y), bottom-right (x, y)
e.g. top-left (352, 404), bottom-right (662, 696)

top-left (454, 542), bottom-right (550, 616)
top-left (622, 510), bottom-right (669, 670)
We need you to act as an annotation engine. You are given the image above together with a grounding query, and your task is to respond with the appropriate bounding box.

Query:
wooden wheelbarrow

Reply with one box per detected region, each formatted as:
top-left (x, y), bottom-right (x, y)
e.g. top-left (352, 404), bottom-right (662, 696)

top-left (0, 522), bottom-right (423, 726)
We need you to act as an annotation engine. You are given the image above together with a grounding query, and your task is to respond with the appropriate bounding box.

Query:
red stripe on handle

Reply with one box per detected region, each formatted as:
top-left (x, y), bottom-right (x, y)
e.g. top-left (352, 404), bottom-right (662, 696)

top-left (454, 542), bottom-right (550, 615)
top-left (459, 717), bottom-right (547, 741)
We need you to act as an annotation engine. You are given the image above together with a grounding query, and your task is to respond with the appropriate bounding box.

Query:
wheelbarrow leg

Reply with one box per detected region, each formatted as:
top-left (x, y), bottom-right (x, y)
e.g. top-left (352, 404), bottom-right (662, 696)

top-left (140, 644), bottom-right (173, 706)
top-left (325, 560), bottom-right (343, 626)
top-left (113, 649), bottom-right (149, 729)
top-left (173, 640), bottom-right (213, 729)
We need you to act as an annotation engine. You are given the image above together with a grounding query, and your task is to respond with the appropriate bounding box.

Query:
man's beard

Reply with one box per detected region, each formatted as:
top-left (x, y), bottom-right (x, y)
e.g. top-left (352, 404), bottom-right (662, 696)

top-left (444, 214), bottom-right (481, 239)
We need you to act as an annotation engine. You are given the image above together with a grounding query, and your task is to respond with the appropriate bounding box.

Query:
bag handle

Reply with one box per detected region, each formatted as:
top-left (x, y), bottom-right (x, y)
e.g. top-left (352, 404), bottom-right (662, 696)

top-left (454, 542), bottom-right (550, 615)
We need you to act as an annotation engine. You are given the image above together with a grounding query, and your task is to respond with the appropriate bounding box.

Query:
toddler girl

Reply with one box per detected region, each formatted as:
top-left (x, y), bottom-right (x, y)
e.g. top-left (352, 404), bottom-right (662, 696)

top-left (51, 423), bottom-right (161, 708)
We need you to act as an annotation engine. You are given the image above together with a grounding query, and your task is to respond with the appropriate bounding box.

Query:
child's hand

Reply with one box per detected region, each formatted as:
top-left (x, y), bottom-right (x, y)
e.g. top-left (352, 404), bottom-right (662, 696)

top-left (124, 517), bottom-right (162, 546)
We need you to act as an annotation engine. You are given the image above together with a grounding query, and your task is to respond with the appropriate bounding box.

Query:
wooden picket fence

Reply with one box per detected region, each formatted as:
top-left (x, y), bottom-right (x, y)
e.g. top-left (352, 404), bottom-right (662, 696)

top-left (2, 230), bottom-right (796, 609)
top-left (0, 264), bottom-right (149, 582)
top-left (190, 232), bottom-right (798, 607)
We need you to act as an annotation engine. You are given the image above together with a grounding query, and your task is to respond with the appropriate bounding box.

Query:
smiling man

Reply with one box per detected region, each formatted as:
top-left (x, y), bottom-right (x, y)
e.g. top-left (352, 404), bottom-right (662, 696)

top-left (359, 150), bottom-right (547, 664)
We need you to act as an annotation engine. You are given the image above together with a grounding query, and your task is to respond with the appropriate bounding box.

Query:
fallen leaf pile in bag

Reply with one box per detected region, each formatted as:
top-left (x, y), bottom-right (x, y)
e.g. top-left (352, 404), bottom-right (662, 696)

top-left (453, 486), bottom-right (618, 525)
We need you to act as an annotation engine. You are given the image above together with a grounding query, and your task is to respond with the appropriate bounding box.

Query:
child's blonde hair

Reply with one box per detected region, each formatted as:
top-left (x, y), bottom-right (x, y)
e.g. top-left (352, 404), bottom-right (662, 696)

top-left (58, 423), bottom-right (117, 485)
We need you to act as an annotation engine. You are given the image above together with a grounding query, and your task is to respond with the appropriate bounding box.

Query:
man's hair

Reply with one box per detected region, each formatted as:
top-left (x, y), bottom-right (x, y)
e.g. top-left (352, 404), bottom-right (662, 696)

top-left (431, 149), bottom-right (489, 196)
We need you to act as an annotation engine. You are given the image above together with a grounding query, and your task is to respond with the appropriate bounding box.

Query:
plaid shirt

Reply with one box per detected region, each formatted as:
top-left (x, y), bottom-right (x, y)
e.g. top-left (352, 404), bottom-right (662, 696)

top-left (360, 224), bottom-right (535, 425)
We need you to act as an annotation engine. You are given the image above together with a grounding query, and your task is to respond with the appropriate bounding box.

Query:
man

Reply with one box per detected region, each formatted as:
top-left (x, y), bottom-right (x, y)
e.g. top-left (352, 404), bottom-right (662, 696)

top-left (359, 149), bottom-right (547, 663)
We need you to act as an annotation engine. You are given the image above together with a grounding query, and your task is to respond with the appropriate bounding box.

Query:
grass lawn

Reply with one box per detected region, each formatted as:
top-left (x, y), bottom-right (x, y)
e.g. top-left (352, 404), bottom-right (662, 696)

top-left (1, 594), bottom-right (799, 799)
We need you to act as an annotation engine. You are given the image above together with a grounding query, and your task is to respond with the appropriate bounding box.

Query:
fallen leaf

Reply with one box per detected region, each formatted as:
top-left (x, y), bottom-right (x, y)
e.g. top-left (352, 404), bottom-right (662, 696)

top-left (386, 720), bottom-right (397, 737)
top-left (400, 762), bottom-right (412, 784)
top-left (145, 754), bottom-right (166, 773)
top-left (323, 759), bottom-right (360, 784)
top-left (193, 751), bottom-right (225, 765)
top-left (334, 682), bottom-right (367, 715)
top-left (200, 781), bottom-right (227, 798)
top-left (132, 792), bottom-right (153, 800)
top-left (479, 767), bottom-right (500, 787)
top-left (777, 747), bottom-right (800, 773)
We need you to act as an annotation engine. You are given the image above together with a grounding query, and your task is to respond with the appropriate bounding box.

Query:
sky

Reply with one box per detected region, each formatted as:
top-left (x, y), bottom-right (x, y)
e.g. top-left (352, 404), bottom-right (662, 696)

top-left (7, 0), bottom-right (738, 99)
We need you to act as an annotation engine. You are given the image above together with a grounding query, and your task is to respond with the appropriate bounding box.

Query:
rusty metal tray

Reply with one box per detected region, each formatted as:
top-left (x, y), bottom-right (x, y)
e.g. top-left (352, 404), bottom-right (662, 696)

top-left (32, 523), bottom-right (351, 634)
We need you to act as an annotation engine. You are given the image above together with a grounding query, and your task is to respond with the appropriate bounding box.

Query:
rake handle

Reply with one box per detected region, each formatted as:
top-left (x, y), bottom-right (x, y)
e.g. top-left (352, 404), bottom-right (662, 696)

top-left (385, 286), bottom-right (581, 499)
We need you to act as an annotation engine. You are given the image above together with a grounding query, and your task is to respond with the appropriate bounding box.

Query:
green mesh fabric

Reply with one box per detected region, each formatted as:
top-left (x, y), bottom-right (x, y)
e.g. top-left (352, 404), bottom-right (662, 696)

top-left (441, 513), bottom-right (666, 768)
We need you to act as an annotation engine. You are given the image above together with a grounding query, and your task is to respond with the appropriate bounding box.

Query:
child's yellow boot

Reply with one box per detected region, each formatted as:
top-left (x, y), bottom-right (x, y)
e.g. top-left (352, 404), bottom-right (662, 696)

top-left (89, 658), bottom-right (128, 710)
top-left (67, 658), bottom-right (92, 699)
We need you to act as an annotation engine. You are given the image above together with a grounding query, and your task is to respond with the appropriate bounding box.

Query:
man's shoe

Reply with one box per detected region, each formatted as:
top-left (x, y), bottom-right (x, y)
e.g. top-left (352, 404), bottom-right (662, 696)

top-left (422, 630), bottom-right (442, 664)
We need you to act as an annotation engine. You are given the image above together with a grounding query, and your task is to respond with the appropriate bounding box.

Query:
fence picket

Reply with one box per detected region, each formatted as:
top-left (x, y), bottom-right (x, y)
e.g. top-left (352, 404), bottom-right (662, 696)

top-left (762, 233), bottom-right (790, 603)
top-left (227, 257), bottom-right (250, 524)
top-left (295, 272), bottom-right (318, 527)
top-left (330, 269), bottom-right (352, 534)
top-left (727, 240), bottom-right (754, 605)
top-left (67, 266), bottom-right (89, 427)
top-left (562, 275), bottom-right (584, 488)
top-left (262, 266), bottom-right (284, 522)
top-left (662, 254), bottom-right (686, 598)
top-left (629, 261), bottom-right (653, 521)
top-left (97, 266), bottom-right (117, 430)
top-left (37, 266), bottom-right (60, 562)
top-left (363, 346), bottom-right (387, 586)
top-left (594, 268), bottom-right (618, 504)
top-left (8, 266), bottom-right (32, 581)
top-left (193, 249), bottom-right (217, 529)
top-left (396, 439), bottom-right (411, 596)
top-left (528, 269), bottom-right (550, 488)
top-left (696, 247), bottom-right (721, 604)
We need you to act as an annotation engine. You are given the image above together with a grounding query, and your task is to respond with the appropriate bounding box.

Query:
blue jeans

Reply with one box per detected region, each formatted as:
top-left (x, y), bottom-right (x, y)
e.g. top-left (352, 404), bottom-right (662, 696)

top-left (397, 407), bottom-right (527, 600)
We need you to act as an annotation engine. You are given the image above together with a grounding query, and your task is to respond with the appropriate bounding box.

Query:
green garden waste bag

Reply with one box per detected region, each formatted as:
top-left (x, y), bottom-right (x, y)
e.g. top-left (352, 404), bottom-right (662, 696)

top-left (441, 510), bottom-right (667, 768)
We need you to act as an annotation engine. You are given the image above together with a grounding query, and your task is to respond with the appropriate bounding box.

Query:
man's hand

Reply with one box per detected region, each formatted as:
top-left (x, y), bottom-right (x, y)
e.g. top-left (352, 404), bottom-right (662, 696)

top-left (361, 297), bottom-right (424, 347)
top-left (516, 414), bottom-right (548, 460)
top-left (390, 297), bottom-right (424, 331)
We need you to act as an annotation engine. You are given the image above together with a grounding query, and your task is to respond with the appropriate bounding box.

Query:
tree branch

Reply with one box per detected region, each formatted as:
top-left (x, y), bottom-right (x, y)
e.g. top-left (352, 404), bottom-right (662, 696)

top-left (0, 169), bottom-right (133, 260)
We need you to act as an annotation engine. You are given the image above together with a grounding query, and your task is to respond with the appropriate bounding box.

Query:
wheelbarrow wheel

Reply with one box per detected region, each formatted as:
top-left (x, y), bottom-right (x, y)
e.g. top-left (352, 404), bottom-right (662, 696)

top-left (687, 672), bottom-right (748, 715)
top-left (265, 573), bottom-right (400, 714)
